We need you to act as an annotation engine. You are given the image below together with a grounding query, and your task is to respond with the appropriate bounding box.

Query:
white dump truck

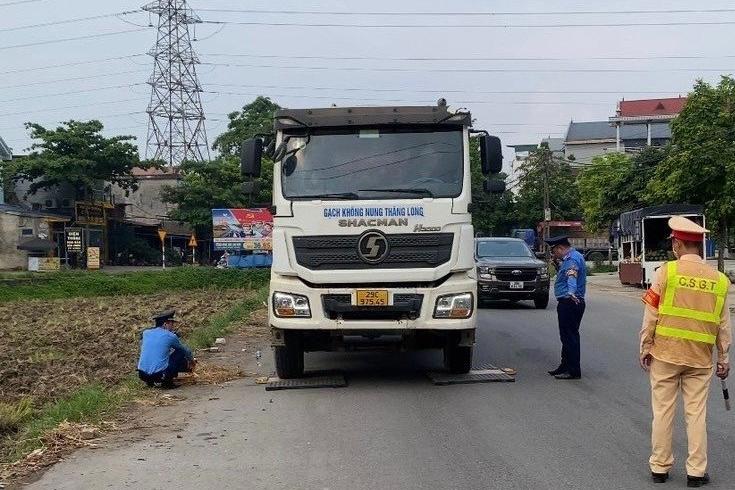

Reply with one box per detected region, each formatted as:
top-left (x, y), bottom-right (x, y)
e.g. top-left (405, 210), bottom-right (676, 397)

top-left (240, 103), bottom-right (504, 378)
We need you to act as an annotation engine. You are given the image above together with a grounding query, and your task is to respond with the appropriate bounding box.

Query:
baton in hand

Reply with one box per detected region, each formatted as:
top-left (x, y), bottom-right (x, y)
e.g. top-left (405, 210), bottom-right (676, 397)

top-left (723, 380), bottom-right (731, 411)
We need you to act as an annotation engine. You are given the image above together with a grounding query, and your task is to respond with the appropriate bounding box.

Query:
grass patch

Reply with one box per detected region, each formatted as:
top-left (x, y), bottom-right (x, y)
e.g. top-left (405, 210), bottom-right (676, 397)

top-left (0, 268), bottom-right (269, 303)
top-left (589, 264), bottom-right (618, 275)
top-left (187, 287), bottom-right (268, 349)
top-left (0, 400), bottom-right (33, 436)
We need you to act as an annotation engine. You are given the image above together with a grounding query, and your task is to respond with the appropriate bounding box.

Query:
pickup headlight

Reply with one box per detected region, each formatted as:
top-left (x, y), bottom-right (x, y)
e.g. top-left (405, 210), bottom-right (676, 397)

top-left (539, 266), bottom-right (549, 279)
top-left (478, 266), bottom-right (496, 281)
top-left (273, 292), bottom-right (311, 318)
top-left (434, 293), bottom-right (474, 319)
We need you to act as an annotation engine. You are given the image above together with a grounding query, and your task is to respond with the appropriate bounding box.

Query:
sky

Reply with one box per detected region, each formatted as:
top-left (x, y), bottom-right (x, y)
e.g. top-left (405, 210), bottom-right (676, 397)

top-left (1, 0), bottom-right (734, 170)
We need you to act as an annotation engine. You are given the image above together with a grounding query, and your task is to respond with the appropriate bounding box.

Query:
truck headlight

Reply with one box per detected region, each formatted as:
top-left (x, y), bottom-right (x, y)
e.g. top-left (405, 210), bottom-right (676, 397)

top-left (434, 293), bottom-right (474, 319)
top-left (539, 266), bottom-right (549, 279)
top-left (478, 267), bottom-right (496, 281)
top-left (273, 292), bottom-right (311, 318)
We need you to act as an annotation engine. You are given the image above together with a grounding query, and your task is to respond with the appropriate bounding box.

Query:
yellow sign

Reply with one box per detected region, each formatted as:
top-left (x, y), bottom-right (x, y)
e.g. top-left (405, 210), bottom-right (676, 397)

top-left (157, 229), bottom-right (167, 242)
top-left (28, 257), bottom-right (61, 272)
top-left (355, 290), bottom-right (389, 307)
top-left (243, 239), bottom-right (272, 251)
top-left (75, 202), bottom-right (106, 226)
top-left (87, 247), bottom-right (100, 270)
top-left (188, 235), bottom-right (197, 248)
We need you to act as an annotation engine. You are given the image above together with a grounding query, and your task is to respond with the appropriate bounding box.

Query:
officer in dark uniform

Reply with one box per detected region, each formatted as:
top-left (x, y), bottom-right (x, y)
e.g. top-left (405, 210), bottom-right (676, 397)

top-left (545, 236), bottom-right (587, 380)
top-left (137, 310), bottom-right (195, 389)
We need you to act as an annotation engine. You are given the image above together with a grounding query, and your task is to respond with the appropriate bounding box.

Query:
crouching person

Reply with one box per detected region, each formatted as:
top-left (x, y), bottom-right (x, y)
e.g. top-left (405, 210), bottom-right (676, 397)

top-left (137, 310), bottom-right (195, 389)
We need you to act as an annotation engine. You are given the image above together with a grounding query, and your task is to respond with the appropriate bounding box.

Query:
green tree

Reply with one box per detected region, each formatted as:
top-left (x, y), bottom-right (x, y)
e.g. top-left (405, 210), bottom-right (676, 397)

top-left (647, 76), bottom-right (735, 271)
top-left (163, 97), bottom-right (280, 237)
top-left (212, 96), bottom-right (281, 156)
top-left (3, 120), bottom-right (145, 198)
top-left (514, 144), bottom-right (581, 228)
top-left (576, 148), bottom-right (665, 233)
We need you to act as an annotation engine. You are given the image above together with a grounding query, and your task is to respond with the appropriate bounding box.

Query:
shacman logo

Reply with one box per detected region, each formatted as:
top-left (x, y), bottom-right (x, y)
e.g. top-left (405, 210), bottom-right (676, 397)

top-left (357, 231), bottom-right (390, 264)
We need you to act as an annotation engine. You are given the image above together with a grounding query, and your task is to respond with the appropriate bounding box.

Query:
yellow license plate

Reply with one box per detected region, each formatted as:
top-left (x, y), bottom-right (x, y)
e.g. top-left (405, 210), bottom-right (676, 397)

top-left (355, 290), bottom-right (389, 307)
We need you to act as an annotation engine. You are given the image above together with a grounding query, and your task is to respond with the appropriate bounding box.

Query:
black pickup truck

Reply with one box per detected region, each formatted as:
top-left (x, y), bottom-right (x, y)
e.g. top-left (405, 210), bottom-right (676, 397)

top-left (475, 237), bottom-right (550, 309)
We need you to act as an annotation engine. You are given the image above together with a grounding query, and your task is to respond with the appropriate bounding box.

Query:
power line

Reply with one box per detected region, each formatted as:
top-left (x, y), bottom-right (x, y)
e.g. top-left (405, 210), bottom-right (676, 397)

top-left (203, 89), bottom-right (611, 106)
top-left (0, 98), bottom-right (148, 118)
top-left (201, 19), bottom-right (735, 29)
top-left (0, 0), bottom-right (41, 6)
top-left (203, 81), bottom-right (685, 96)
top-left (201, 52), bottom-right (735, 62)
top-left (0, 112), bottom-right (146, 132)
top-left (202, 61), bottom-right (734, 74)
top-left (0, 28), bottom-right (148, 51)
top-left (0, 83), bottom-right (146, 104)
top-left (4, 54), bottom-right (147, 75)
top-left (197, 8), bottom-right (735, 17)
top-left (0, 10), bottom-right (140, 33)
top-left (0, 69), bottom-right (150, 90)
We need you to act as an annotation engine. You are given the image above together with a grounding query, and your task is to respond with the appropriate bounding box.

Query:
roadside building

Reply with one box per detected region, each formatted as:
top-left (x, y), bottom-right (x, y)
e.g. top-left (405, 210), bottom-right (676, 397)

top-left (0, 203), bottom-right (70, 270)
top-left (507, 137), bottom-right (566, 192)
top-left (609, 96), bottom-right (686, 151)
top-left (0, 136), bottom-right (11, 205)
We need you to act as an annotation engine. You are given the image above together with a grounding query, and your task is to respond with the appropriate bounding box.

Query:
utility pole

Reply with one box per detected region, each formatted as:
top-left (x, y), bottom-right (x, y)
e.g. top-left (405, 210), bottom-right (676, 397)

top-left (143, 0), bottom-right (210, 166)
top-left (542, 146), bottom-right (551, 257)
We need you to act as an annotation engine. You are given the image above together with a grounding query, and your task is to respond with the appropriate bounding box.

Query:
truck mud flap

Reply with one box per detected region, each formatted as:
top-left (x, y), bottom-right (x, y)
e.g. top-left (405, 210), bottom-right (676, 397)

top-left (265, 371), bottom-right (347, 391)
top-left (427, 363), bottom-right (515, 385)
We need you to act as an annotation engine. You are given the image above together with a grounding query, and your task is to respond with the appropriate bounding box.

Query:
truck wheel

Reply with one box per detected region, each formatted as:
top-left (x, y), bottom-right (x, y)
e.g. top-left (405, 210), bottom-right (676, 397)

top-left (444, 344), bottom-right (473, 374)
top-left (534, 294), bottom-right (549, 309)
top-left (274, 332), bottom-right (304, 379)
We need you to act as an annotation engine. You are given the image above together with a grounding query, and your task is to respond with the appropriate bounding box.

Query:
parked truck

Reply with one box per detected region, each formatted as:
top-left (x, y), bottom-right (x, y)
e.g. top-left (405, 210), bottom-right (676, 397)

top-left (614, 204), bottom-right (705, 287)
top-left (240, 103), bottom-right (504, 378)
top-left (537, 220), bottom-right (612, 261)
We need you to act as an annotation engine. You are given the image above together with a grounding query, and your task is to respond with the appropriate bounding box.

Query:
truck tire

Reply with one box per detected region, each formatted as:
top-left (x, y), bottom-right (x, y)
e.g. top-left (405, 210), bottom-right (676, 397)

top-left (274, 332), bottom-right (304, 379)
top-left (444, 344), bottom-right (473, 374)
top-left (534, 293), bottom-right (549, 309)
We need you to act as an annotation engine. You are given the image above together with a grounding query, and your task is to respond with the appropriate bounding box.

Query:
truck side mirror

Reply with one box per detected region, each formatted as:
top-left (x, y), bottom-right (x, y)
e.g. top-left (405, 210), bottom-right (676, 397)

top-left (483, 179), bottom-right (506, 194)
top-left (241, 138), bottom-right (263, 178)
top-left (479, 135), bottom-right (503, 175)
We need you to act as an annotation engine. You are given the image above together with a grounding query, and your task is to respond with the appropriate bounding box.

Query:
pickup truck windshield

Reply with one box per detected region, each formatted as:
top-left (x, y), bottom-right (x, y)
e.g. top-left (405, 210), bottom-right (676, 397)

top-left (281, 127), bottom-right (463, 200)
top-left (477, 240), bottom-right (533, 258)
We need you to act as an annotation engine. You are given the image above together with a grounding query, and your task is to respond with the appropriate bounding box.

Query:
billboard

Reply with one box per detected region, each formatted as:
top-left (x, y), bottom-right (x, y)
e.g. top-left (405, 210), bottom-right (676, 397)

top-left (212, 208), bottom-right (273, 251)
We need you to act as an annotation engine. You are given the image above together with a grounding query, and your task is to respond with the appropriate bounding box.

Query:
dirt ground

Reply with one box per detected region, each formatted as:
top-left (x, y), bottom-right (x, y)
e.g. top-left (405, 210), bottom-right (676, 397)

top-left (0, 289), bottom-right (266, 404)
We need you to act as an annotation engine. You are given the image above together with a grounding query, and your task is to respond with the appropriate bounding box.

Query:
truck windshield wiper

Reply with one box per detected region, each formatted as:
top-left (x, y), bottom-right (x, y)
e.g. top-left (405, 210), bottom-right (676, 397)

top-left (293, 192), bottom-right (359, 200)
top-left (358, 188), bottom-right (435, 198)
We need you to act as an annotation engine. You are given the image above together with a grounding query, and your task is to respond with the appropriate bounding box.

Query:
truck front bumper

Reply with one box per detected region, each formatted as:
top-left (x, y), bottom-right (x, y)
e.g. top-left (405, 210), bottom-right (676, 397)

top-left (269, 272), bottom-right (477, 332)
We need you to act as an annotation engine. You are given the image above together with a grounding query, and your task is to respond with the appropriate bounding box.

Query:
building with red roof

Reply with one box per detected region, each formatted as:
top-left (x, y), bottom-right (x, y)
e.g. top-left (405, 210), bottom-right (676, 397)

top-left (608, 96), bottom-right (687, 150)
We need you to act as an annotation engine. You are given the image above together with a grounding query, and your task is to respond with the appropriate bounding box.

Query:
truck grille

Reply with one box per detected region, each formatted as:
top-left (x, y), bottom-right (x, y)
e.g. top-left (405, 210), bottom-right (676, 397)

top-left (322, 293), bottom-right (424, 321)
top-left (293, 234), bottom-right (453, 270)
top-left (494, 267), bottom-right (538, 282)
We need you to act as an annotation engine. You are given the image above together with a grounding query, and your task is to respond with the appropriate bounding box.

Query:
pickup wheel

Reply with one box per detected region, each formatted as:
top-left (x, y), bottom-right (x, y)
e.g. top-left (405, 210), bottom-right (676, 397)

top-left (443, 344), bottom-right (473, 374)
top-left (534, 293), bottom-right (549, 309)
top-left (274, 332), bottom-right (304, 379)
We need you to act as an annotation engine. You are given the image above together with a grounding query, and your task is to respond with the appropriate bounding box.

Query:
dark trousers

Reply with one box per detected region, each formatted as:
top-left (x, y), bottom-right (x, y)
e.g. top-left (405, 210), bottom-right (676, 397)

top-left (138, 349), bottom-right (190, 386)
top-left (556, 298), bottom-right (586, 377)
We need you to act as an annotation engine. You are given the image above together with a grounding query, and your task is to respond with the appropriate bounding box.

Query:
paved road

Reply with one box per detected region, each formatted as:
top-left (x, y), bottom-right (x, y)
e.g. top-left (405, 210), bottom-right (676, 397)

top-left (29, 286), bottom-right (735, 490)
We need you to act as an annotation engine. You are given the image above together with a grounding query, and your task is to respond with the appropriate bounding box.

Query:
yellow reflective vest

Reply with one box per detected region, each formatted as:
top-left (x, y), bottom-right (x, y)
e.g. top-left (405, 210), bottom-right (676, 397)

top-left (650, 259), bottom-right (729, 367)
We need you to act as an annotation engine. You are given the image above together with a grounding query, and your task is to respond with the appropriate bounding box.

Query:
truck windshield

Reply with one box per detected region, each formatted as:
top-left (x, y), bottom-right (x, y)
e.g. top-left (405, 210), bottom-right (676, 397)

top-left (477, 240), bottom-right (533, 258)
top-left (281, 126), bottom-right (463, 200)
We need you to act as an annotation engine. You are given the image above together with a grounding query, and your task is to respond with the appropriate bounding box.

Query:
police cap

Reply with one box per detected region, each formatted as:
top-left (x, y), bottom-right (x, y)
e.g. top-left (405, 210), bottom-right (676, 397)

top-left (544, 235), bottom-right (571, 247)
top-left (668, 216), bottom-right (708, 242)
top-left (151, 309), bottom-right (177, 324)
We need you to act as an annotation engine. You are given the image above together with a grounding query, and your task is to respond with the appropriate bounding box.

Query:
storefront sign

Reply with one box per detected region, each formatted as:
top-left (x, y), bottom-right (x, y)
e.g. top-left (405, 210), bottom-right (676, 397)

top-left (75, 202), bottom-right (106, 226)
top-left (28, 257), bottom-right (61, 272)
top-left (87, 247), bottom-right (100, 270)
top-left (66, 228), bottom-right (82, 253)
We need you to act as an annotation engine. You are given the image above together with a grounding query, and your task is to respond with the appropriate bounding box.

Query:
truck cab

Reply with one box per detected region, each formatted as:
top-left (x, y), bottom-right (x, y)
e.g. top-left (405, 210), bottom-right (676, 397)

top-left (241, 103), bottom-right (503, 378)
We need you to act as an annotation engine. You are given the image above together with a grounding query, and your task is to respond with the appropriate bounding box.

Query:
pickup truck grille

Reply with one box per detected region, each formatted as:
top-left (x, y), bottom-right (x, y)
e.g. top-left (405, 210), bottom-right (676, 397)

top-left (322, 293), bottom-right (424, 321)
top-left (293, 234), bottom-right (453, 270)
top-left (494, 267), bottom-right (538, 282)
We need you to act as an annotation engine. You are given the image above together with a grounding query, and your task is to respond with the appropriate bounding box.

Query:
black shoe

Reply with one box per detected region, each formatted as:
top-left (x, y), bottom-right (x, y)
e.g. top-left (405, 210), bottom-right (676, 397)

top-left (651, 472), bottom-right (669, 483)
top-left (687, 474), bottom-right (710, 488)
top-left (554, 373), bottom-right (581, 380)
top-left (548, 367), bottom-right (566, 376)
top-left (160, 380), bottom-right (178, 390)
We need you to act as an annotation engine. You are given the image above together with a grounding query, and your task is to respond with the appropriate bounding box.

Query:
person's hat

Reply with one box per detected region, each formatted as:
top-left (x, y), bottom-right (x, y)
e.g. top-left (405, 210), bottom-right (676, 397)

top-left (668, 216), bottom-right (708, 242)
top-left (152, 309), bottom-right (177, 324)
top-left (544, 235), bottom-right (571, 247)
